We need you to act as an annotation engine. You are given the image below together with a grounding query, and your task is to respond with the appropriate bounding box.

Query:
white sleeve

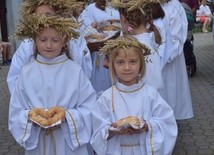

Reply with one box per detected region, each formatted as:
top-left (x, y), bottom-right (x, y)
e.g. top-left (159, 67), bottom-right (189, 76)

top-left (8, 70), bottom-right (41, 150)
top-left (145, 89), bottom-right (178, 155)
top-left (79, 5), bottom-right (95, 31)
top-left (63, 70), bottom-right (97, 150)
top-left (7, 39), bottom-right (34, 94)
top-left (90, 93), bottom-right (123, 155)
top-left (168, 5), bottom-right (187, 62)
top-left (68, 34), bottom-right (92, 79)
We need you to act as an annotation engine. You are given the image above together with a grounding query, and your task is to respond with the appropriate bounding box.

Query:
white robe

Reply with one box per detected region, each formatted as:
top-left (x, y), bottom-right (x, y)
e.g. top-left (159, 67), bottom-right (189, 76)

top-left (79, 3), bottom-right (120, 94)
top-left (79, 3), bottom-right (120, 31)
top-left (161, 0), bottom-right (194, 120)
top-left (7, 34), bottom-right (92, 94)
top-left (153, 17), bottom-right (173, 68)
top-left (133, 32), bottom-right (163, 91)
top-left (90, 81), bottom-right (177, 155)
top-left (8, 54), bottom-right (97, 155)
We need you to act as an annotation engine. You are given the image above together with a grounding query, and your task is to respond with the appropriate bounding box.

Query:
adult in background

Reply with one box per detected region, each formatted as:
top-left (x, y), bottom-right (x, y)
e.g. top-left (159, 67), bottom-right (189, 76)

top-left (196, 0), bottom-right (212, 33)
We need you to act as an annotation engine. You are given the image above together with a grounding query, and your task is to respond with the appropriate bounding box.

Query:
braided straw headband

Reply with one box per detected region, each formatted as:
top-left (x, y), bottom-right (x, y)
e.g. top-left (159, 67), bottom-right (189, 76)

top-left (20, 0), bottom-right (84, 18)
top-left (14, 13), bottom-right (80, 41)
top-left (110, 0), bottom-right (161, 15)
top-left (100, 35), bottom-right (151, 57)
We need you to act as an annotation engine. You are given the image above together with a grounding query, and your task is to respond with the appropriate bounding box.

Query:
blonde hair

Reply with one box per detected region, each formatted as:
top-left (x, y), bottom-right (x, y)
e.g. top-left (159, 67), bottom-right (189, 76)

top-left (100, 35), bottom-right (150, 81)
top-left (111, 0), bottom-right (162, 45)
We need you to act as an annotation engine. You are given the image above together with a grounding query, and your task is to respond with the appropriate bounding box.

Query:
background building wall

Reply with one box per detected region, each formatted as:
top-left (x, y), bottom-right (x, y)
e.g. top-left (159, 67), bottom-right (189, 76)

top-left (6, 0), bottom-right (22, 53)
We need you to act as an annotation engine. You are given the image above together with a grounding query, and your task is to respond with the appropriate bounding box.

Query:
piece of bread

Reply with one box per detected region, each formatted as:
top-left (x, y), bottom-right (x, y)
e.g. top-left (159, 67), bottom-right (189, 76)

top-left (103, 25), bottom-right (121, 31)
top-left (86, 33), bottom-right (106, 42)
top-left (28, 107), bottom-right (65, 126)
top-left (115, 116), bottom-right (141, 127)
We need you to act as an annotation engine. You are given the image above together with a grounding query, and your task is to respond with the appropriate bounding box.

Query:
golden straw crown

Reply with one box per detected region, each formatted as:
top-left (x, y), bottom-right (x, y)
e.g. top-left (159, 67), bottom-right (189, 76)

top-left (14, 13), bottom-right (80, 40)
top-left (100, 35), bottom-right (151, 56)
top-left (110, 0), bottom-right (160, 12)
top-left (20, 0), bottom-right (83, 18)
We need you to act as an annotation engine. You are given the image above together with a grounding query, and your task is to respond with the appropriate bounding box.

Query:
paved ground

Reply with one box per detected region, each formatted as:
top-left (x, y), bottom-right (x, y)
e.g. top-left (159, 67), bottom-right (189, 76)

top-left (0, 32), bottom-right (214, 155)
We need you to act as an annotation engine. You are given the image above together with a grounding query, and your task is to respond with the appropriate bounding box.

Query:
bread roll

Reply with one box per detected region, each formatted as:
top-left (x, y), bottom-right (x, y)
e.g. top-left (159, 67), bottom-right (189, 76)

top-left (103, 25), bottom-right (120, 31)
top-left (115, 116), bottom-right (141, 127)
top-left (28, 106), bottom-right (65, 126)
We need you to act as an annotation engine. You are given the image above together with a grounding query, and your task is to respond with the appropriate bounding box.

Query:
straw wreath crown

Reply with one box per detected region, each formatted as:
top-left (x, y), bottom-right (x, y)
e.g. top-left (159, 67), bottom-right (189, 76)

top-left (14, 13), bottom-right (80, 40)
top-left (100, 35), bottom-right (151, 56)
top-left (111, 0), bottom-right (160, 12)
top-left (20, 0), bottom-right (83, 18)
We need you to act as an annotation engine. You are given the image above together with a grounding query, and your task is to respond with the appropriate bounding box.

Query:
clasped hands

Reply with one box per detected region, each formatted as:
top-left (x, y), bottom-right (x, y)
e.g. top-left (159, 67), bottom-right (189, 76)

top-left (108, 122), bottom-right (148, 140)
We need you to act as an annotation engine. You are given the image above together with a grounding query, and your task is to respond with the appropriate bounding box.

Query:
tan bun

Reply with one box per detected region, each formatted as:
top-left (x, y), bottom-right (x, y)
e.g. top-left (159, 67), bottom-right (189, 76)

top-left (115, 116), bottom-right (141, 127)
top-left (103, 25), bottom-right (121, 31)
top-left (28, 106), bottom-right (65, 126)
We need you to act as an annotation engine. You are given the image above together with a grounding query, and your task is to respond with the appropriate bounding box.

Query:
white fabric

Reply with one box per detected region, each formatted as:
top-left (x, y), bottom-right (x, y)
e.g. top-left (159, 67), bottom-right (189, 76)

top-left (133, 32), bottom-right (163, 91)
top-left (162, 0), bottom-right (188, 62)
top-left (7, 35), bottom-right (92, 94)
top-left (196, 5), bottom-right (212, 16)
top-left (79, 3), bottom-right (120, 94)
top-left (90, 81), bottom-right (177, 155)
top-left (161, 0), bottom-right (193, 120)
top-left (79, 3), bottom-right (120, 31)
top-left (153, 17), bottom-right (174, 68)
top-left (8, 54), bottom-right (97, 155)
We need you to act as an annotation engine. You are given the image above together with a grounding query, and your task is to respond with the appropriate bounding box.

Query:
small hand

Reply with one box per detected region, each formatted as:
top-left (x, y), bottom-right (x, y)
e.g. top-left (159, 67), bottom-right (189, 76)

top-left (128, 123), bottom-right (148, 134)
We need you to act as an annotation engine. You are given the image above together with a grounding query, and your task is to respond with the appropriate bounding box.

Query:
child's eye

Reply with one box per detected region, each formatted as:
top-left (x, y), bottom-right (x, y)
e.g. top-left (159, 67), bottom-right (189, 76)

top-left (40, 39), bottom-right (46, 42)
top-left (115, 60), bottom-right (124, 65)
top-left (53, 39), bottom-right (60, 42)
top-left (130, 60), bottom-right (137, 64)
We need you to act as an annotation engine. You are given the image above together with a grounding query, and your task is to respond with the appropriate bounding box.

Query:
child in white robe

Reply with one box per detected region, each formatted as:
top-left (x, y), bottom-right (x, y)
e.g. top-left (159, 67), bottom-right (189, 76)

top-left (90, 36), bottom-right (177, 155)
top-left (161, 0), bottom-right (194, 120)
top-left (7, 0), bottom-right (92, 94)
top-left (111, 0), bottom-right (163, 91)
top-left (79, 0), bottom-right (120, 94)
top-left (8, 14), bottom-right (97, 155)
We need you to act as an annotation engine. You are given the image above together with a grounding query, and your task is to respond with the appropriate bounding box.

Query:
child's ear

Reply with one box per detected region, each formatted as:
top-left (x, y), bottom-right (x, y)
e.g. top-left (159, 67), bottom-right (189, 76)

top-left (120, 14), bottom-right (126, 23)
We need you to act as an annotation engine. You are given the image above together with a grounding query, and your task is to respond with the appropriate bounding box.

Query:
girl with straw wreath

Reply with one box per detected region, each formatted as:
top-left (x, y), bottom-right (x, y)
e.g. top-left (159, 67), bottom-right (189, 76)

top-left (8, 13), bottom-right (97, 155)
top-left (90, 36), bottom-right (177, 155)
top-left (110, 0), bottom-right (164, 91)
top-left (7, 0), bottom-right (93, 94)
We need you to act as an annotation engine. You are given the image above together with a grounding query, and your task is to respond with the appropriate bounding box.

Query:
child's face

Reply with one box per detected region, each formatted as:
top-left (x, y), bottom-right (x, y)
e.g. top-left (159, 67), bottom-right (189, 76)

top-left (35, 28), bottom-right (66, 59)
top-left (201, 0), bottom-right (207, 5)
top-left (113, 48), bottom-right (141, 86)
top-left (34, 5), bottom-right (55, 14)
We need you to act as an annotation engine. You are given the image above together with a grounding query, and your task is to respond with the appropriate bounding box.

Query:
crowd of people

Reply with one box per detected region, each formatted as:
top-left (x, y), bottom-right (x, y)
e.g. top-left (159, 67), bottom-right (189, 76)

top-left (5, 0), bottom-right (198, 154)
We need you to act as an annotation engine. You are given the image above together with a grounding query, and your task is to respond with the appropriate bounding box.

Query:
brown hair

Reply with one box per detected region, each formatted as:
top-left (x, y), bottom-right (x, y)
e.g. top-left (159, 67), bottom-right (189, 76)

top-left (112, 0), bottom-right (162, 45)
top-left (95, 0), bottom-right (107, 11)
top-left (151, 3), bottom-right (165, 19)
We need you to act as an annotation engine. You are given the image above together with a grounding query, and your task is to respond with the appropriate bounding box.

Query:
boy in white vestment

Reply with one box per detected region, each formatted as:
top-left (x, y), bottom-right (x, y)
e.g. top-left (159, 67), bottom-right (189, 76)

top-left (7, 0), bottom-right (92, 94)
top-left (90, 36), bottom-right (177, 155)
top-left (8, 14), bottom-right (97, 155)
